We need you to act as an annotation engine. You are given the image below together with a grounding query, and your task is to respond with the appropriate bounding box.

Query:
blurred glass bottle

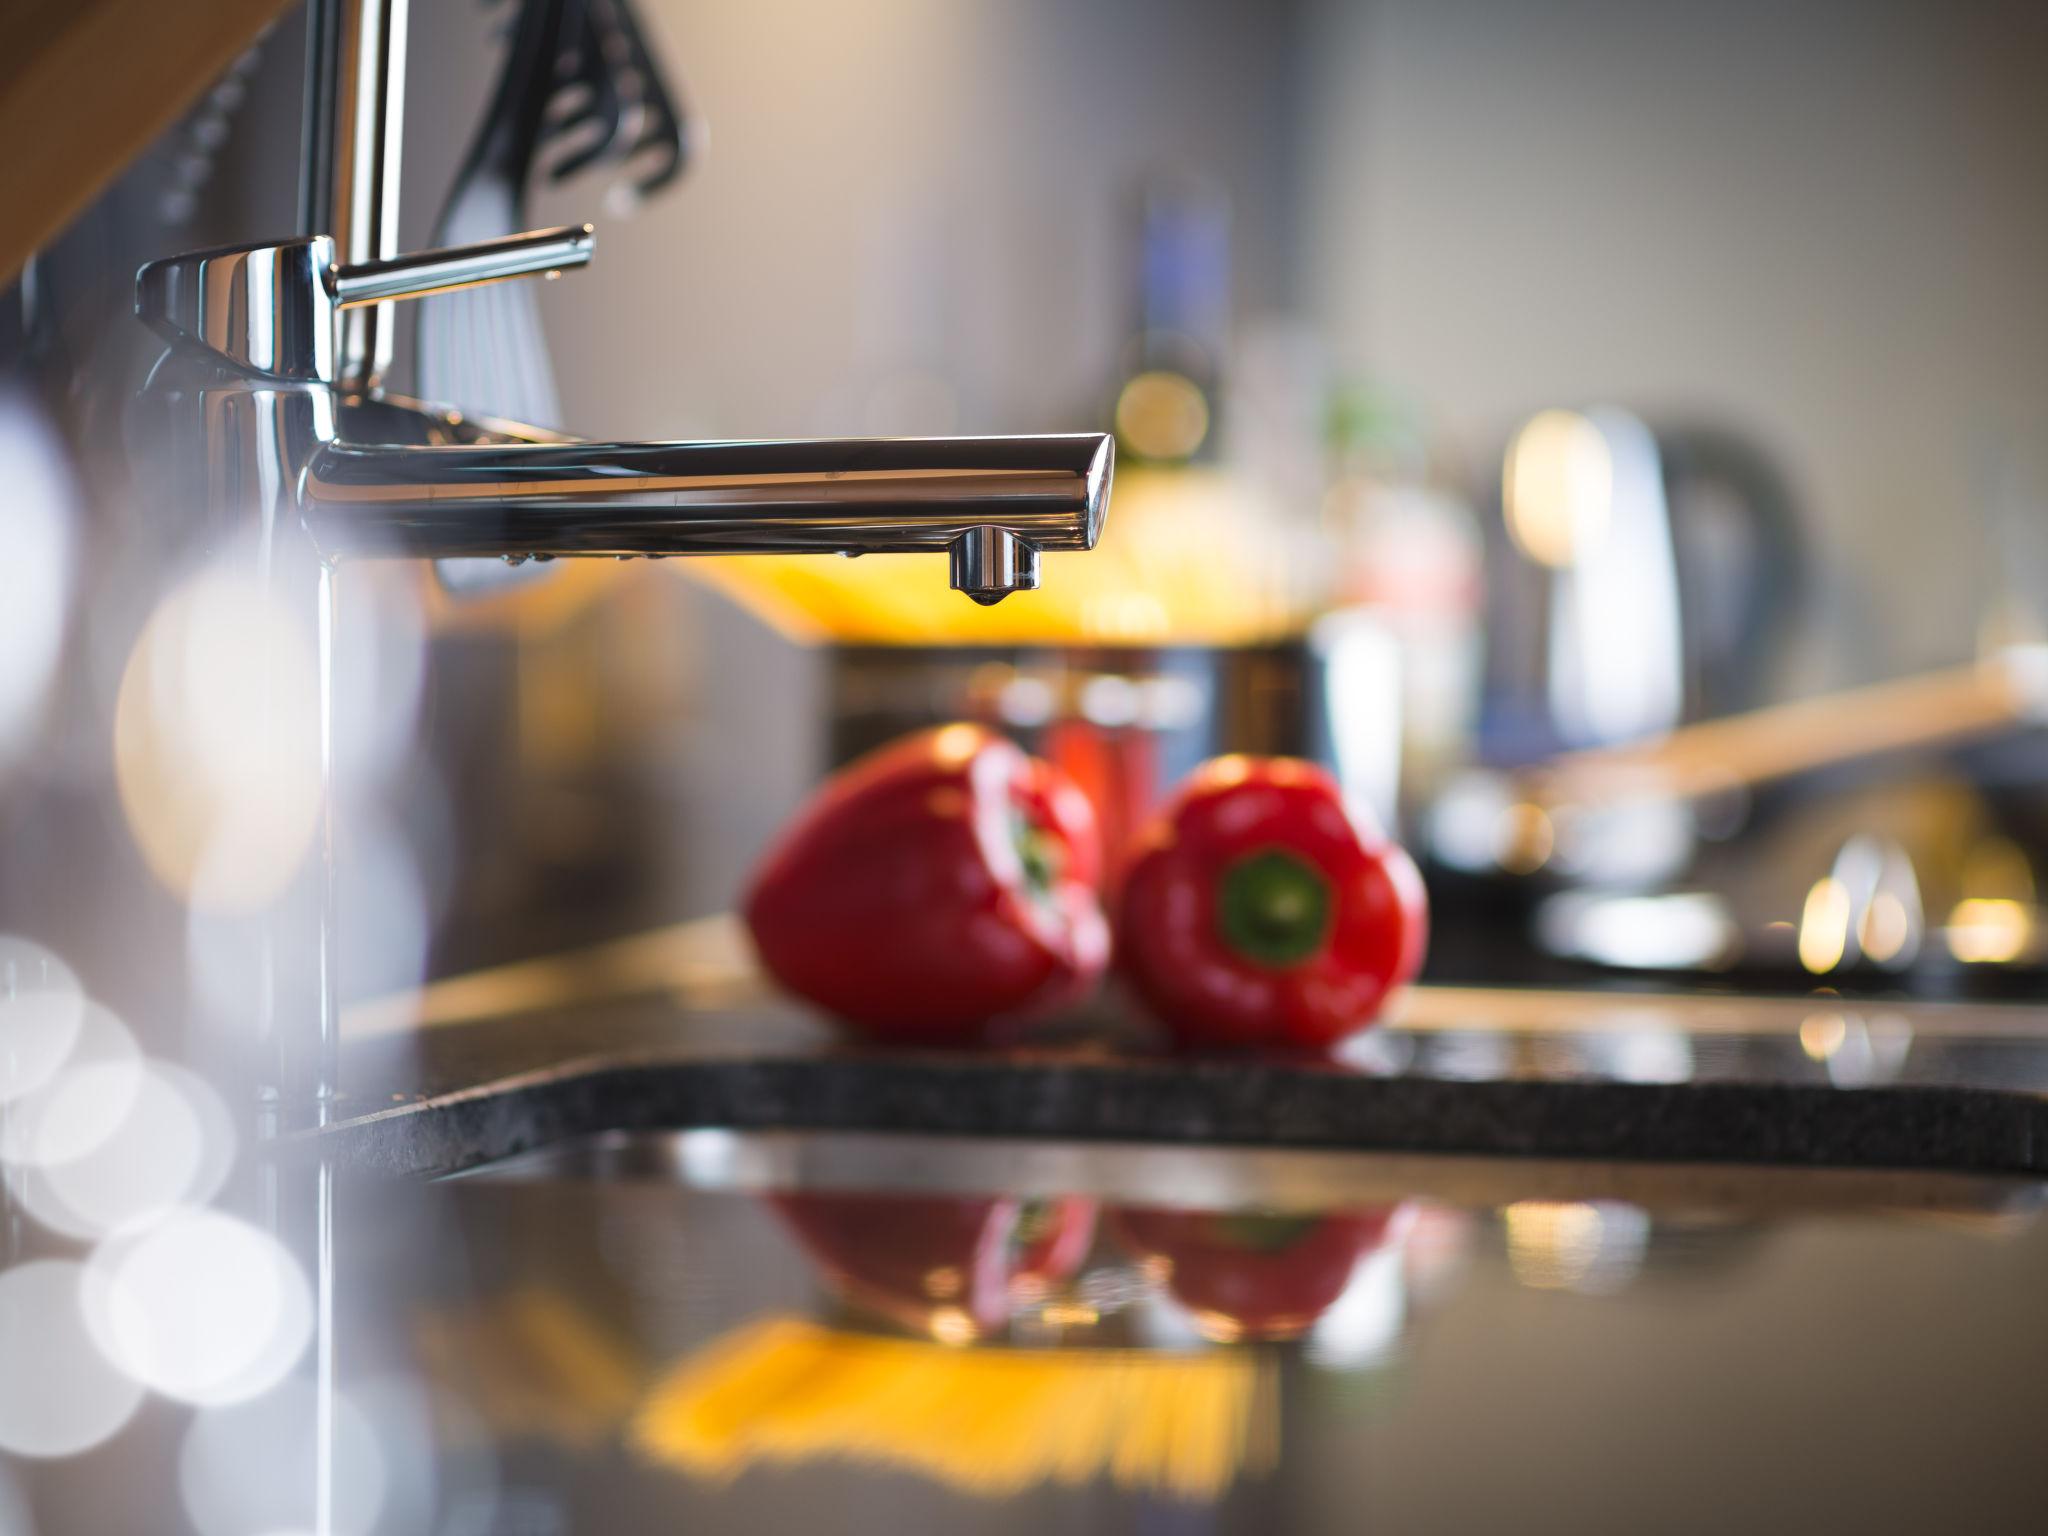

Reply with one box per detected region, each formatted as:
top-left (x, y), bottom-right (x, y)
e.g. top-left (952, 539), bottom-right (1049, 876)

top-left (1092, 172), bottom-right (1300, 638)
top-left (1320, 385), bottom-right (1484, 807)
top-left (1110, 173), bottom-right (1231, 469)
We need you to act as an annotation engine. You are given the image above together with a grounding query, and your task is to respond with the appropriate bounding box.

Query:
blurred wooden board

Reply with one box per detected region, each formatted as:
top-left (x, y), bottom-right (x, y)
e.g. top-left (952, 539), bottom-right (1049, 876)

top-left (0, 0), bottom-right (289, 286)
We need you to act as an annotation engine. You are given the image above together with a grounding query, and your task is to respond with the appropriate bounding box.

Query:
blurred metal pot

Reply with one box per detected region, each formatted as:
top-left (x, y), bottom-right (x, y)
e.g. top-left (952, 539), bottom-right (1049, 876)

top-left (827, 619), bottom-right (1403, 865)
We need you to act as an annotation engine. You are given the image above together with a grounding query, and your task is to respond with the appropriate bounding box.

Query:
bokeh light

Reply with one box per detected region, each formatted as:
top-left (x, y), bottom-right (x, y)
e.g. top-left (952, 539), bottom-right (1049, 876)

top-left (114, 565), bottom-right (322, 911)
top-left (1114, 369), bottom-right (1210, 461)
top-left (179, 1379), bottom-right (388, 1536)
top-left (1797, 876), bottom-right (1852, 974)
top-left (19, 1059), bottom-right (235, 1240)
top-left (1946, 897), bottom-right (2033, 965)
top-left (1305, 1233), bottom-right (1409, 1369)
top-left (83, 1207), bottom-right (312, 1406)
top-left (0, 1261), bottom-right (145, 1458)
top-left (0, 934), bottom-right (86, 1104)
top-left (1502, 1200), bottom-right (1651, 1294)
top-left (0, 1000), bottom-right (142, 1170)
top-left (1503, 408), bottom-right (1613, 568)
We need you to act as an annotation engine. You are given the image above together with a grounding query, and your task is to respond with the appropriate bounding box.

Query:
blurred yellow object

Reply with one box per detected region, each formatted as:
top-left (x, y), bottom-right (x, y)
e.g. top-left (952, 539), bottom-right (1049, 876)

top-left (633, 1314), bottom-right (1277, 1503)
top-left (686, 465), bottom-right (1304, 647)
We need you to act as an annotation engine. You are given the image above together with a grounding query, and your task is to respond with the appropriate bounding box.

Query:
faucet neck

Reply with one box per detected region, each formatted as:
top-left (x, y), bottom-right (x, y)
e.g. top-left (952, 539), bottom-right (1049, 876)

top-left (300, 0), bottom-right (410, 391)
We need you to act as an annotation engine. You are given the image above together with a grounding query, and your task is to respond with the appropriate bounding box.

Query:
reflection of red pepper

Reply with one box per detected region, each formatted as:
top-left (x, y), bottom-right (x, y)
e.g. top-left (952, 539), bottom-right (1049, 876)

top-left (745, 725), bottom-right (1109, 1041)
top-left (1109, 1206), bottom-right (1406, 1342)
top-left (1117, 757), bottom-right (1427, 1050)
top-left (772, 1192), bottom-right (1098, 1339)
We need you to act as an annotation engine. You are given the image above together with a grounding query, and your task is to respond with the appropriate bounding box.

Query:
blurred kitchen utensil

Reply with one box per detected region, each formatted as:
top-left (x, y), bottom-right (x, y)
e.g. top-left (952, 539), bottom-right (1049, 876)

top-left (1656, 425), bottom-right (1804, 719)
top-left (418, 0), bottom-right (691, 593)
top-left (531, 0), bottom-right (626, 188)
top-left (417, 0), bottom-right (580, 428)
top-left (417, 0), bottom-right (690, 428)
top-left (1430, 651), bottom-right (2048, 993)
top-left (574, 0), bottom-right (689, 209)
top-left (1484, 408), bottom-right (1684, 759)
top-left (1434, 646), bottom-right (2048, 892)
top-left (1537, 647), bottom-right (2048, 812)
top-left (828, 647), bottom-right (1236, 869)
top-left (1479, 412), bottom-right (1805, 763)
top-left (820, 639), bottom-right (1389, 873)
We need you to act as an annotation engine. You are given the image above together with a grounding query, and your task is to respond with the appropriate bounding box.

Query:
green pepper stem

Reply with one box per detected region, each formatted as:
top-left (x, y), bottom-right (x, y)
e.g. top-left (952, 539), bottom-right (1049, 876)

top-left (1216, 848), bottom-right (1332, 968)
top-left (1013, 809), bottom-right (1061, 895)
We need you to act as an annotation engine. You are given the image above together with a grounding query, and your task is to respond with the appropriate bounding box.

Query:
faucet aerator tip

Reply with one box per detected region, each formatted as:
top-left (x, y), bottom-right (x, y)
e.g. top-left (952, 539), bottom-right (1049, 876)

top-left (948, 528), bottom-right (1041, 608)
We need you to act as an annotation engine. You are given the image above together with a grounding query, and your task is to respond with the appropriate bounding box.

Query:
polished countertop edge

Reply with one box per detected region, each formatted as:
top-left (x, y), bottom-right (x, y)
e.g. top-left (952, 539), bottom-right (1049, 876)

top-left (291, 1046), bottom-right (2048, 1182)
top-left (461, 1126), bottom-right (2047, 1217)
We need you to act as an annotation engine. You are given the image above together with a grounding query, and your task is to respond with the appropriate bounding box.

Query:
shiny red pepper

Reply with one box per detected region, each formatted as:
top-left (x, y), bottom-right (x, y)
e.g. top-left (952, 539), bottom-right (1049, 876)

top-left (744, 724), bottom-right (1109, 1041)
top-left (1116, 756), bottom-right (1427, 1050)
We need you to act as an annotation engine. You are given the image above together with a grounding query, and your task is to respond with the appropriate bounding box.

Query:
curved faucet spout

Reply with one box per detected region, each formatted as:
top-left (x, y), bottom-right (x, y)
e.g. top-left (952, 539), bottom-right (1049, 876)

top-left (302, 431), bottom-right (1113, 602)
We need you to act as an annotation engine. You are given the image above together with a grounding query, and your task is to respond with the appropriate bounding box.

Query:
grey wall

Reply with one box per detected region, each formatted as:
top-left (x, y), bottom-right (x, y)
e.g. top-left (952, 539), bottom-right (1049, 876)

top-left (1294, 0), bottom-right (2048, 686)
top-left (403, 0), bottom-right (1301, 438)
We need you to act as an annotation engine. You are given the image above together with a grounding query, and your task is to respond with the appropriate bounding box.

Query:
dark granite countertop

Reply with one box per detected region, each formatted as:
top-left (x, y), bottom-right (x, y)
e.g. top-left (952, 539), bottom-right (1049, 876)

top-left (304, 918), bottom-right (2048, 1180)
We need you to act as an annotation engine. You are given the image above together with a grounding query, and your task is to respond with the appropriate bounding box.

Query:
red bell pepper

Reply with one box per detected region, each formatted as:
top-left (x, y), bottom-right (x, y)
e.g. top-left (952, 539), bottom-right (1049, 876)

top-left (772, 1192), bottom-right (1098, 1339)
top-left (744, 724), bottom-right (1109, 1041)
top-left (1108, 1204), bottom-right (1409, 1342)
top-left (1116, 756), bottom-right (1427, 1050)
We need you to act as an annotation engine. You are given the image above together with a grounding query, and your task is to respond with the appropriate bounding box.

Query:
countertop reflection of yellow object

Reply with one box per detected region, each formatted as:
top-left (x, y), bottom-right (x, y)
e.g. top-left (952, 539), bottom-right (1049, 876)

top-left (687, 466), bottom-right (1306, 647)
top-left (634, 1314), bottom-right (1277, 1502)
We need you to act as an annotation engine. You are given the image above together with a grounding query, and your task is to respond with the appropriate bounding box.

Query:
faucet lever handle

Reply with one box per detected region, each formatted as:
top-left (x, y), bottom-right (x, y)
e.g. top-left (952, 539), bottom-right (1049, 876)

top-left (332, 224), bottom-right (596, 307)
top-left (138, 225), bottom-right (596, 383)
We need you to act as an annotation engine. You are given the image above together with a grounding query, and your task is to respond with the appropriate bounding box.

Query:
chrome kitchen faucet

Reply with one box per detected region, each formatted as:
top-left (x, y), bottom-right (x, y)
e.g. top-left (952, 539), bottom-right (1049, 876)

top-left (131, 0), bottom-right (1110, 1129)
top-left (133, 226), bottom-right (1110, 600)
